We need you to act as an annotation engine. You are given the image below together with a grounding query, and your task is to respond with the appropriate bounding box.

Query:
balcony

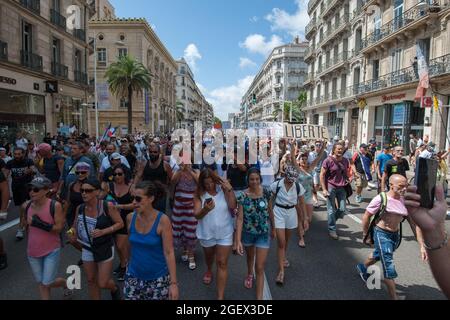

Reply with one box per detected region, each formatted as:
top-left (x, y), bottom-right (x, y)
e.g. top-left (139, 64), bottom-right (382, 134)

top-left (321, 0), bottom-right (341, 19)
top-left (308, 0), bottom-right (320, 14)
top-left (315, 96), bottom-right (324, 105)
top-left (21, 51), bottom-right (42, 71)
top-left (305, 46), bottom-right (316, 62)
top-left (50, 9), bottom-right (66, 30)
top-left (74, 70), bottom-right (88, 85)
top-left (305, 19), bottom-right (317, 39)
top-left (74, 29), bottom-right (86, 42)
top-left (20, 0), bottom-right (40, 14)
top-left (304, 73), bottom-right (315, 86)
top-left (274, 83), bottom-right (283, 90)
top-left (429, 53), bottom-right (450, 82)
top-left (361, 2), bottom-right (441, 53)
top-left (358, 65), bottom-right (418, 96)
top-left (321, 14), bottom-right (351, 48)
top-left (0, 40), bottom-right (7, 61)
top-left (51, 62), bottom-right (68, 79)
top-left (319, 51), bottom-right (351, 77)
top-left (360, 0), bottom-right (377, 12)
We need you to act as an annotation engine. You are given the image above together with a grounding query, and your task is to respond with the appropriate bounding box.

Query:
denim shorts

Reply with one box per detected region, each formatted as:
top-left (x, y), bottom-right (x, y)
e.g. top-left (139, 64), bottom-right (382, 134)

top-left (372, 227), bottom-right (400, 279)
top-left (28, 248), bottom-right (61, 286)
top-left (241, 231), bottom-right (270, 249)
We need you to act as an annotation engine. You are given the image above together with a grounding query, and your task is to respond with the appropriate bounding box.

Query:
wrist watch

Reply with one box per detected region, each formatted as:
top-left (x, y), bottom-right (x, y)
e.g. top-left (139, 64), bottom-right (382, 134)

top-left (424, 233), bottom-right (448, 251)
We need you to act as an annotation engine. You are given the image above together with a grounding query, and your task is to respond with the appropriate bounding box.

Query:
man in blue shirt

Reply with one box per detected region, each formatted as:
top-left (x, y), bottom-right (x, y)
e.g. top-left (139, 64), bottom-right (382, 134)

top-left (376, 145), bottom-right (393, 191)
top-left (57, 141), bottom-right (96, 200)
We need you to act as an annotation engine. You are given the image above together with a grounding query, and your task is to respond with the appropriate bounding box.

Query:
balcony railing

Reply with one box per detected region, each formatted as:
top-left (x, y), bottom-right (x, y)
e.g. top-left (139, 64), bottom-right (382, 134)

top-left (361, 2), bottom-right (439, 51)
top-left (50, 9), bottom-right (66, 30)
top-left (21, 50), bottom-right (42, 71)
top-left (321, 0), bottom-right (341, 19)
top-left (308, 0), bottom-right (320, 14)
top-left (74, 29), bottom-right (86, 42)
top-left (74, 70), bottom-right (88, 85)
top-left (429, 53), bottom-right (450, 78)
top-left (319, 51), bottom-right (350, 76)
top-left (20, 0), bottom-right (40, 14)
top-left (305, 18), bottom-right (317, 38)
top-left (51, 62), bottom-right (68, 79)
top-left (0, 40), bottom-right (7, 61)
top-left (321, 14), bottom-right (351, 47)
top-left (358, 66), bottom-right (418, 95)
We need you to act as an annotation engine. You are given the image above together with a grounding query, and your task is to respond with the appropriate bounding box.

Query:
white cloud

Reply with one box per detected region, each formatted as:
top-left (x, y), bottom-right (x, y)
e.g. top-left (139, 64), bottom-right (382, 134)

top-left (197, 83), bottom-right (207, 95)
top-left (239, 34), bottom-right (284, 56)
top-left (205, 75), bottom-right (255, 120)
top-left (250, 16), bottom-right (258, 23)
top-left (183, 43), bottom-right (202, 72)
top-left (265, 0), bottom-right (310, 38)
top-left (239, 57), bottom-right (257, 69)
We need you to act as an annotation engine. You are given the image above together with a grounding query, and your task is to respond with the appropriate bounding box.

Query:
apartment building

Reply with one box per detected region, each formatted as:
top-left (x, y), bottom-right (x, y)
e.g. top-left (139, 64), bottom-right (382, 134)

top-left (176, 58), bottom-right (214, 131)
top-left (357, 0), bottom-right (450, 150)
top-left (0, 0), bottom-right (94, 143)
top-left (88, 17), bottom-right (178, 135)
top-left (305, 0), bottom-right (450, 149)
top-left (240, 37), bottom-right (308, 126)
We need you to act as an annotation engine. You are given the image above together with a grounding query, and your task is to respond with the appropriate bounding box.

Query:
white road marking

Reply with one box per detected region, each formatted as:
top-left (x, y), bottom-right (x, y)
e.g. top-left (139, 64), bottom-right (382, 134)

top-left (263, 272), bottom-right (272, 300)
top-left (317, 192), bottom-right (362, 224)
top-left (0, 218), bottom-right (19, 232)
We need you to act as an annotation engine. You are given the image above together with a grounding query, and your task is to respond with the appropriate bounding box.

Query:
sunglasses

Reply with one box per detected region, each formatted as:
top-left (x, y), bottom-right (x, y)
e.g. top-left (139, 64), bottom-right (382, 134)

top-left (28, 187), bottom-right (43, 193)
top-left (76, 171), bottom-right (88, 175)
top-left (134, 196), bottom-right (143, 203)
top-left (80, 188), bottom-right (96, 194)
top-left (113, 172), bottom-right (124, 177)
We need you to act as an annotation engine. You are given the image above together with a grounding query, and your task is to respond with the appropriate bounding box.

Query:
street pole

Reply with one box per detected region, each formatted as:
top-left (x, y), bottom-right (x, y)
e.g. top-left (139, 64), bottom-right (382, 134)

top-left (289, 101), bottom-right (293, 123)
top-left (94, 37), bottom-right (99, 141)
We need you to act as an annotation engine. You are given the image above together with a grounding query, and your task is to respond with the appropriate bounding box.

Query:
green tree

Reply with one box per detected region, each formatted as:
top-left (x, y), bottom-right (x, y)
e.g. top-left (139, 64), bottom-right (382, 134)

top-left (105, 55), bottom-right (151, 133)
top-left (272, 91), bottom-right (307, 123)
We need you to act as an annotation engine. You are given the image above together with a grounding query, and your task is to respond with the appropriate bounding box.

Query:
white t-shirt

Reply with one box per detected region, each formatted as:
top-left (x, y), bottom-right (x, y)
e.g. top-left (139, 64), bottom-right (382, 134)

top-left (100, 155), bottom-right (130, 173)
top-left (196, 187), bottom-right (234, 241)
top-left (270, 179), bottom-right (305, 216)
top-left (419, 149), bottom-right (433, 159)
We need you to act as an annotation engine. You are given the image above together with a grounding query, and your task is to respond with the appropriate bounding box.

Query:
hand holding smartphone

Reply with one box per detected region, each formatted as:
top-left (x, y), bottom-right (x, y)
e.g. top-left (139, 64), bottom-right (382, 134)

top-left (414, 157), bottom-right (439, 209)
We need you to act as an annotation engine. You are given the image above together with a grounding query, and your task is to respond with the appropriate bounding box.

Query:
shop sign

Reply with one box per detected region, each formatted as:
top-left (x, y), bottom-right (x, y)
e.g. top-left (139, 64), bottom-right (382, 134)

top-left (420, 96), bottom-right (433, 108)
top-left (392, 104), bottom-right (405, 125)
top-left (382, 93), bottom-right (406, 103)
top-left (0, 76), bottom-right (17, 85)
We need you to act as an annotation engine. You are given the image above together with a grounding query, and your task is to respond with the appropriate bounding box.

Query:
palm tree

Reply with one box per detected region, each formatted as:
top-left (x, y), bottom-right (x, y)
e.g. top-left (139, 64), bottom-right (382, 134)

top-left (272, 91), bottom-right (308, 123)
top-left (176, 101), bottom-right (185, 128)
top-left (105, 55), bottom-right (151, 133)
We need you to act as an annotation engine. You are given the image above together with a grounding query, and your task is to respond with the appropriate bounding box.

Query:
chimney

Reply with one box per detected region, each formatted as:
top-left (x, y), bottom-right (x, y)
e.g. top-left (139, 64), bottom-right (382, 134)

top-left (294, 36), bottom-right (300, 44)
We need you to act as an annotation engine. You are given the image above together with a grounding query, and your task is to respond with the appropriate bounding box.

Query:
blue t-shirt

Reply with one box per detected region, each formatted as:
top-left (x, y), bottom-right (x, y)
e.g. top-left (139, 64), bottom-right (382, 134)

top-left (377, 153), bottom-right (393, 174)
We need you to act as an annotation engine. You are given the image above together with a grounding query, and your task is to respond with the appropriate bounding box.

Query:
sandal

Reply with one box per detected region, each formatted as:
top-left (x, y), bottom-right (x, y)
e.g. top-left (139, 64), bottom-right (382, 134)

top-left (181, 252), bottom-right (188, 262)
top-left (188, 257), bottom-right (196, 270)
top-left (276, 272), bottom-right (284, 286)
top-left (203, 271), bottom-right (213, 285)
top-left (284, 260), bottom-right (290, 268)
top-left (298, 239), bottom-right (306, 248)
top-left (244, 275), bottom-right (254, 289)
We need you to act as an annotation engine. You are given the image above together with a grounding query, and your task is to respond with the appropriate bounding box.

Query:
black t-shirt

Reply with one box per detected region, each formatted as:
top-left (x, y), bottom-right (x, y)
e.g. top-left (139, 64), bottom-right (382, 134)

top-left (43, 155), bottom-right (63, 183)
top-left (0, 159), bottom-right (5, 170)
top-left (125, 154), bottom-right (137, 173)
top-left (384, 158), bottom-right (410, 179)
top-left (227, 164), bottom-right (249, 191)
top-left (5, 158), bottom-right (34, 184)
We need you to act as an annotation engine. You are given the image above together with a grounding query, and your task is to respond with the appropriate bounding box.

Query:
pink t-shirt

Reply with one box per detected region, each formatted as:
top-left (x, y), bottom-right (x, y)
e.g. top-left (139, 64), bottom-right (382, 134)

top-left (366, 194), bottom-right (408, 217)
top-left (27, 199), bottom-right (61, 258)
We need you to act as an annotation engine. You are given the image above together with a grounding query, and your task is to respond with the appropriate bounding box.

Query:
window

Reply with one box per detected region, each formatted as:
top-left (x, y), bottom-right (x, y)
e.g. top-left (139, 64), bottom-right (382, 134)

top-left (120, 98), bottom-right (129, 109)
top-left (182, 77), bottom-right (185, 86)
top-left (22, 21), bottom-right (33, 54)
top-left (74, 49), bottom-right (82, 71)
top-left (180, 66), bottom-right (185, 74)
top-left (97, 48), bottom-right (106, 66)
top-left (391, 48), bottom-right (402, 73)
top-left (327, 112), bottom-right (337, 126)
top-left (276, 76), bottom-right (281, 84)
top-left (52, 38), bottom-right (60, 63)
top-left (52, 0), bottom-right (60, 12)
top-left (118, 48), bottom-right (128, 58)
top-left (393, 0), bottom-right (404, 30)
top-left (278, 49), bottom-right (282, 54)
top-left (372, 60), bottom-right (380, 80)
top-left (313, 114), bottom-right (319, 125)
top-left (277, 61), bottom-right (282, 69)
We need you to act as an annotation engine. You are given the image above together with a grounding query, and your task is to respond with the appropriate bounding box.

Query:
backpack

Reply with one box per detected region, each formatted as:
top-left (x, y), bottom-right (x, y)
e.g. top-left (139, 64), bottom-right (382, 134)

top-left (271, 179), bottom-right (301, 208)
top-left (25, 199), bottom-right (64, 246)
top-left (364, 192), bottom-right (404, 249)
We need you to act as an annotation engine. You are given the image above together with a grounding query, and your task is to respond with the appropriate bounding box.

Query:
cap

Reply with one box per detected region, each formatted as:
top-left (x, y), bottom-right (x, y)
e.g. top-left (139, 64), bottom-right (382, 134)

top-left (75, 162), bottom-right (91, 172)
top-left (28, 176), bottom-right (52, 189)
top-left (383, 145), bottom-right (391, 150)
top-left (111, 152), bottom-right (121, 160)
top-left (0, 147), bottom-right (6, 152)
top-left (360, 143), bottom-right (369, 149)
top-left (37, 143), bottom-right (52, 152)
top-left (333, 136), bottom-right (340, 141)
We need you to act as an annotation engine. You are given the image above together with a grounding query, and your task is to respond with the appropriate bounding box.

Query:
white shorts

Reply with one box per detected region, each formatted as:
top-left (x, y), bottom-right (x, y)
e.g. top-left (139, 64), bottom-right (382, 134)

top-left (199, 235), bottom-right (234, 248)
top-left (274, 207), bottom-right (298, 230)
top-left (82, 246), bottom-right (115, 263)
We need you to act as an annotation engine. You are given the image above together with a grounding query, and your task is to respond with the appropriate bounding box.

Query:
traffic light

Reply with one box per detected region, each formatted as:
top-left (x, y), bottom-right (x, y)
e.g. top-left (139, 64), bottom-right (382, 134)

top-left (252, 94), bottom-right (257, 104)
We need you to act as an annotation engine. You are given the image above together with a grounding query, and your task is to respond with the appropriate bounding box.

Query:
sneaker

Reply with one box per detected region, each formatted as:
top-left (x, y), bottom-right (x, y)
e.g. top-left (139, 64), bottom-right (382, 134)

top-left (0, 211), bottom-right (7, 221)
top-left (0, 254), bottom-right (7, 270)
top-left (16, 228), bottom-right (24, 241)
top-left (356, 263), bottom-right (369, 283)
top-left (111, 287), bottom-right (122, 300)
top-left (329, 231), bottom-right (339, 240)
top-left (63, 288), bottom-right (74, 300)
top-left (355, 195), bottom-right (363, 203)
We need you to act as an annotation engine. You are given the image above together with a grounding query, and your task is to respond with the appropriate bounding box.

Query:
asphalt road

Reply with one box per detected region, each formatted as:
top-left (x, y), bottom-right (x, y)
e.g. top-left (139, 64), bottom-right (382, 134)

top-left (0, 185), bottom-right (448, 300)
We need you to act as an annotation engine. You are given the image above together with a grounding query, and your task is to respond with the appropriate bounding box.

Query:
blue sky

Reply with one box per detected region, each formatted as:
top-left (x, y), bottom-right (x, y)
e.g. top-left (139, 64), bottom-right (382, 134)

top-left (110, 0), bottom-right (309, 120)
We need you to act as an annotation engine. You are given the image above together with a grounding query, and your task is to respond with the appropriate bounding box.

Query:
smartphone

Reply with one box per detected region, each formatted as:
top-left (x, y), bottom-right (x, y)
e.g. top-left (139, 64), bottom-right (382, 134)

top-left (205, 198), bottom-right (213, 205)
top-left (414, 157), bottom-right (439, 209)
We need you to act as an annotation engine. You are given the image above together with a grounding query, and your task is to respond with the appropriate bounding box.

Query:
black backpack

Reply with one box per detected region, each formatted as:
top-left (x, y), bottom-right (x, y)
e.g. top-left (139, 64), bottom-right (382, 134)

top-left (271, 179), bottom-right (301, 208)
top-left (25, 199), bottom-right (64, 246)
